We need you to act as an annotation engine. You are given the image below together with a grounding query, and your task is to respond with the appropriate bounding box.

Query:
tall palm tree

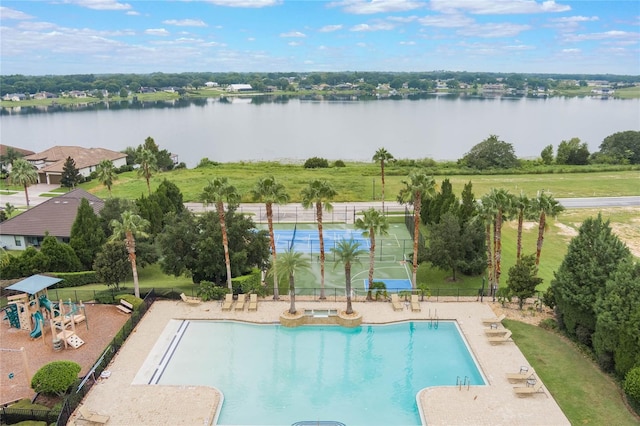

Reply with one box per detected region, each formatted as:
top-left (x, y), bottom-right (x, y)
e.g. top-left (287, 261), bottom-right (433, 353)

top-left (477, 195), bottom-right (496, 287)
top-left (354, 208), bottom-right (389, 300)
top-left (96, 159), bottom-right (117, 197)
top-left (486, 188), bottom-right (513, 291)
top-left (372, 147), bottom-right (394, 211)
top-left (397, 171), bottom-right (436, 289)
top-left (514, 192), bottom-right (536, 260)
top-left (252, 176), bottom-right (289, 300)
top-left (271, 249), bottom-right (310, 315)
top-left (331, 238), bottom-right (367, 315)
top-left (201, 177), bottom-right (241, 290)
top-left (109, 210), bottom-right (150, 298)
top-left (9, 158), bottom-right (38, 207)
top-left (301, 179), bottom-right (337, 300)
top-left (534, 190), bottom-right (564, 266)
top-left (137, 148), bottom-right (158, 195)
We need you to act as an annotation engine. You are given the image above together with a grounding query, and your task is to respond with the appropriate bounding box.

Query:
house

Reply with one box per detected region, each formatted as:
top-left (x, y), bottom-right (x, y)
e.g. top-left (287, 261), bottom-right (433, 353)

top-left (204, 82), bottom-right (219, 88)
top-left (2, 93), bottom-right (27, 102)
top-left (226, 84), bottom-right (253, 92)
top-left (0, 189), bottom-right (104, 250)
top-left (0, 144), bottom-right (36, 173)
top-left (24, 146), bottom-right (128, 185)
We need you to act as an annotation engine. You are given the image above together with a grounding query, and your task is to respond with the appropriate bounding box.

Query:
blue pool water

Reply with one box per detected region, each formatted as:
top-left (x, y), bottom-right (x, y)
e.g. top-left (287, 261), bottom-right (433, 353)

top-left (152, 321), bottom-right (484, 426)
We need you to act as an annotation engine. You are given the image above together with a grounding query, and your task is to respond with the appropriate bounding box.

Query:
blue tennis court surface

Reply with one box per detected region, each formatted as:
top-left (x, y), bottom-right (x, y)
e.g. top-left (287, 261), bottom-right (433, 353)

top-left (363, 279), bottom-right (412, 291)
top-left (274, 229), bottom-right (370, 254)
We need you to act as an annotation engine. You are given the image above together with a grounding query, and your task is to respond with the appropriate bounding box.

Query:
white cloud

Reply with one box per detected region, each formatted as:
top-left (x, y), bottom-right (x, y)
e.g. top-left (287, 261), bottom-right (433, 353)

top-left (162, 19), bottom-right (207, 27)
top-left (550, 15), bottom-right (598, 23)
top-left (247, 37), bottom-right (255, 41)
top-left (418, 14), bottom-right (473, 28)
top-left (62, 0), bottom-right (133, 11)
top-left (288, 41), bottom-right (302, 46)
top-left (458, 22), bottom-right (531, 37)
top-left (145, 28), bottom-right (170, 36)
top-left (332, 0), bottom-right (425, 15)
top-left (125, 10), bottom-right (139, 16)
top-left (430, 0), bottom-right (570, 15)
top-left (350, 21), bottom-right (395, 31)
top-left (0, 6), bottom-right (34, 20)
top-left (562, 48), bottom-right (581, 53)
top-left (356, 42), bottom-right (367, 47)
top-left (319, 24), bottom-right (343, 32)
top-left (204, 0), bottom-right (281, 8)
top-left (399, 40), bottom-right (416, 45)
top-left (563, 30), bottom-right (638, 42)
top-left (280, 31), bottom-right (306, 38)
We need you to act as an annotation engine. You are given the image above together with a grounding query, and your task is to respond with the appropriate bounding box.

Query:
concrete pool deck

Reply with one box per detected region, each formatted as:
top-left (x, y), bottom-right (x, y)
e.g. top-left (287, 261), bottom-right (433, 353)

top-left (71, 299), bottom-right (570, 426)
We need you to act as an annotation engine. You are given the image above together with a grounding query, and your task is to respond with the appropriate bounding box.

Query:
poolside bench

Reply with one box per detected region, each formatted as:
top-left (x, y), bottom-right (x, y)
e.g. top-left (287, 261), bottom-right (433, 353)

top-left (116, 299), bottom-right (133, 314)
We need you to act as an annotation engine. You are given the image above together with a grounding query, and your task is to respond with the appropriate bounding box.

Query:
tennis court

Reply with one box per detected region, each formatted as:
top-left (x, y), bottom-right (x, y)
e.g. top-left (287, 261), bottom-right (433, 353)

top-left (265, 222), bottom-right (415, 296)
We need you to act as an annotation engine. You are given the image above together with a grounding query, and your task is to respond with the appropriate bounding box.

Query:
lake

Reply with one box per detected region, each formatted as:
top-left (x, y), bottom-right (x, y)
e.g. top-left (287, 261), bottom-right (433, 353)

top-left (1, 94), bottom-right (638, 168)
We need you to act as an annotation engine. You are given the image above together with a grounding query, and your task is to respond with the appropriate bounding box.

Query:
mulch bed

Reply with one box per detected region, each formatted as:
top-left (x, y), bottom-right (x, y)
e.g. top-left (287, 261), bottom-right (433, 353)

top-left (0, 303), bottom-right (128, 406)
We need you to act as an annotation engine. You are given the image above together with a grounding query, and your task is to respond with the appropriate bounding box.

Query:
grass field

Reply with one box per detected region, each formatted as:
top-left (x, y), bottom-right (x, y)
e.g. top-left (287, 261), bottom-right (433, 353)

top-left (508, 320), bottom-right (640, 425)
top-left (72, 165), bottom-right (640, 203)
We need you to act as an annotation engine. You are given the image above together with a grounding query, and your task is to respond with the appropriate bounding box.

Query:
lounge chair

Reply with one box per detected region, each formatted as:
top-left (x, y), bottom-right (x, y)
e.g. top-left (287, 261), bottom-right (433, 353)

top-left (481, 313), bottom-right (506, 325)
top-left (410, 294), bottom-right (421, 312)
top-left (180, 293), bottom-right (201, 304)
top-left (248, 294), bottom-right (258, 311)
top-left (506, 367), bottom-right (535, 382)
top-left (391, 294), bottom-right (403, 311)
top-left (78, 405), bottom-right (110, 424)
top-left (514, 380), bottom-right (545, 396)
top-left (488, 329), bottom-right (512, 344)
top-left (221, 294), bottom-right (233, 311)
top-left (235, 294), bottom-right (246, 311)
top-left (484, 327), bottom-right (509, 335)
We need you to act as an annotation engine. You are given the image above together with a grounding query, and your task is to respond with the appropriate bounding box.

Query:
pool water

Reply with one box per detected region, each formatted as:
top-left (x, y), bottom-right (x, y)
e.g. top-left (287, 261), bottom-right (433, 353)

top-left (150, 321), bottom-right (484, 426)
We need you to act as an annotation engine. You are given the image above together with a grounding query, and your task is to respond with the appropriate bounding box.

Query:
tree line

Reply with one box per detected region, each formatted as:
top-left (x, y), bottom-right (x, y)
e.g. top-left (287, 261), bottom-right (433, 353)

top-left (2, 71), bottom-right (639, 97)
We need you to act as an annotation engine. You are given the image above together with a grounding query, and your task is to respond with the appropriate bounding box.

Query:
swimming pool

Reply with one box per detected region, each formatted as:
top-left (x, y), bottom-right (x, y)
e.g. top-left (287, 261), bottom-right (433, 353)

top-left (143, 320), bottom-right (485, 425)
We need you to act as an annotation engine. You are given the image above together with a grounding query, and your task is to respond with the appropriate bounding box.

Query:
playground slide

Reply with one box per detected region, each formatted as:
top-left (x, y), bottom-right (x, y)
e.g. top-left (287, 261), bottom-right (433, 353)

top-left (30, 311), bottom-right (44, 339)
top-left (39, 295), bottom-right (53, 312)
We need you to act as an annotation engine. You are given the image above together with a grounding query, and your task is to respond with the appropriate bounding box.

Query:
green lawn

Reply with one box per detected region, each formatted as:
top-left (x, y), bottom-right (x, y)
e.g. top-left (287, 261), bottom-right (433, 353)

top-left (79, 166), bottom-right (640, 203)
top-left (507, 320), bottom-right (639, 425)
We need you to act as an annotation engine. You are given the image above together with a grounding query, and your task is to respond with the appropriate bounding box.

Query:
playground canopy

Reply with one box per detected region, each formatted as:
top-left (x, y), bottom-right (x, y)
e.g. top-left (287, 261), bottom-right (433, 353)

top-left (5, 274), bottom-right (62, 295)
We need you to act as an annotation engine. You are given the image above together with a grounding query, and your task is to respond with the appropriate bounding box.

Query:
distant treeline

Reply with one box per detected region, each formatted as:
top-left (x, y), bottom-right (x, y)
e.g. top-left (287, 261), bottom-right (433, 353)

top-left (1, 71), bottom-right (639, 95)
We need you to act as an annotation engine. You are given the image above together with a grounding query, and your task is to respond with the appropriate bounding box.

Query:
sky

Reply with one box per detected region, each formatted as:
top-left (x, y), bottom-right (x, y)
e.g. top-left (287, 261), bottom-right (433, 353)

top-left (0, 0), bottom-right (639, 76)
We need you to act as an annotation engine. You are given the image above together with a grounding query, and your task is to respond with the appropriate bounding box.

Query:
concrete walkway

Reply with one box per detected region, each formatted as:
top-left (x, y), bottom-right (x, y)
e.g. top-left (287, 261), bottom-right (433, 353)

top-left (71, 299), bottom-right (569, 426)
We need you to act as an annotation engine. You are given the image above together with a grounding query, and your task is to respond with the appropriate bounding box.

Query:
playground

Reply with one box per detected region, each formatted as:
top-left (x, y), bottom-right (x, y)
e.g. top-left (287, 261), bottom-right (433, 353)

top-left (265, 222), bottom-right (415, 296)
top-left (0, 275), bottom-right (128, 405)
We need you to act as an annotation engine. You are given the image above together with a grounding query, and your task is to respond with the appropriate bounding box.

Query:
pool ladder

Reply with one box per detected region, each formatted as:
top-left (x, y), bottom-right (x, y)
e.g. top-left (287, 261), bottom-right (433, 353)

top-left (456, 376), bottom-right (470, 391)
top-left (428, 309), bottom-right (439, 329)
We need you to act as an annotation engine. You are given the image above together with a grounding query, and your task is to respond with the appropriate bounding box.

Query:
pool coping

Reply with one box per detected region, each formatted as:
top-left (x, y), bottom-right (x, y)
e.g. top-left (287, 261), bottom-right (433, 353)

top-left (70, 299), bottom-right (570, 426)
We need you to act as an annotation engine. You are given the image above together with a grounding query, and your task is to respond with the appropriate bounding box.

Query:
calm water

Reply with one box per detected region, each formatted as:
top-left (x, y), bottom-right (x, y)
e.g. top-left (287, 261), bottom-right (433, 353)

top-left (152, 320), bottom-right (485, 426)
top-left (2, 95), bottom-right (638, 167)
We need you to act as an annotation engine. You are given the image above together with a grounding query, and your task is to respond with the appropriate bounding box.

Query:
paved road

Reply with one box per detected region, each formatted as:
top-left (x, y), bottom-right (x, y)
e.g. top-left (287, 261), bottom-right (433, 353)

top-left (2, 184), bottom-right (639, 216)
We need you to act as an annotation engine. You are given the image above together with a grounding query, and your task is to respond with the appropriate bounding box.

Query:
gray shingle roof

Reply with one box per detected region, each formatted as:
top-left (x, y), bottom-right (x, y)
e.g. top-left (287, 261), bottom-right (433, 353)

top-left (0, 189), bottom-right (104, 238)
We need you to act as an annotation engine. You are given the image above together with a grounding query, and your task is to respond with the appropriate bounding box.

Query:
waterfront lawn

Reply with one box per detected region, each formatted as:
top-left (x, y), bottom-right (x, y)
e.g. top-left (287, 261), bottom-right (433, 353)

top-left (507, 320), bottom-right (639, 425)
top-left (81, 166), bottom-right (640, 203)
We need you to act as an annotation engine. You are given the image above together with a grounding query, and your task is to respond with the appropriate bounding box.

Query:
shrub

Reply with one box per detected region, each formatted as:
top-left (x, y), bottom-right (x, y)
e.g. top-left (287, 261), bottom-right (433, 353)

top-left (51, 271), bottom-right (98, 288)
top-left (303, 157), bottom-right (329, 168)
top-left (539, 318), bottom-right (558, 331)
top-left (197, 281), bottom-right (229, 301)
top-left (31, 361), bottom-right (81, 396)
top-left (115, 294), bottom-right (143, 310)
top-left (624, 366), bottom-right (640, 409)
top-left (196, 157), bottom-right (220, 168)
top-left (333, 160), bottom-right (346, 167)
top-left (369, 281), bottom-right (388, 301)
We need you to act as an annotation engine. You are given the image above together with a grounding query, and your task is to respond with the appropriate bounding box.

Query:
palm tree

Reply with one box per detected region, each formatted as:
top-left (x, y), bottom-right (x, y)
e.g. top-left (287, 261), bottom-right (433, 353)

top-left (301, 179), bottom-right (337, 300)
top-left (9, 158), bottom-right (38, 207)
top-left (477, 196), bottom-right (496, 288)
top-left (514, 192), bottom-right (536, 260)
top-left (252, 176), bottom-right (289, 300)
top-left (109, 210), bottom-right (150, 298)
top-left (397, 171), bottom-right (436, 289)
top-left (534, 190), bottom-right (564, 266)
top-left (354, 208), bottom-right (389, 300)
top-left (201, 177), bottom-right (241, 290)
top-left (271, 249), bottom-right (310, 314)
top-left (137, 148), bottom-right (158, 195)
top-left (96, 159), bottom-right (117, 197)
top-left (331, 238), bottom-right (367, 315)
top-left (486, 188), bottom-right (513, 291)
top-left (372, 147), bottom-right (394, 211)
